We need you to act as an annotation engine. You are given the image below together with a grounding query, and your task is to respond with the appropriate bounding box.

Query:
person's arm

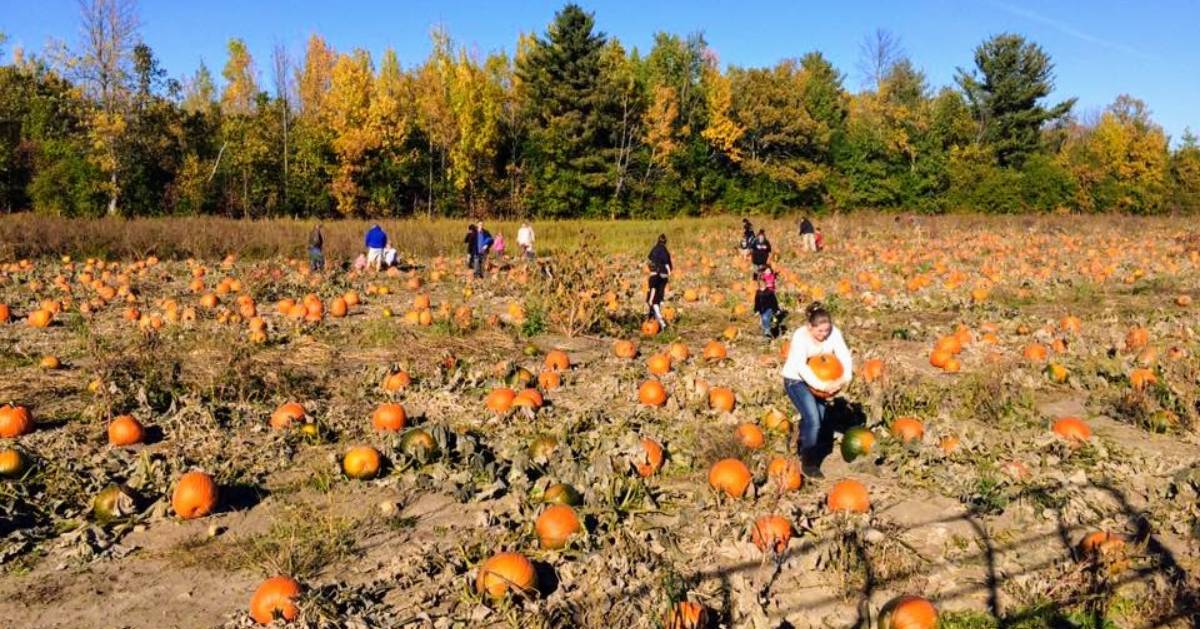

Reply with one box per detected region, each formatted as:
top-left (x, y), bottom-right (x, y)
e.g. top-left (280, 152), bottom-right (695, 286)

top-left (784, 330), bottom-right (820, 383)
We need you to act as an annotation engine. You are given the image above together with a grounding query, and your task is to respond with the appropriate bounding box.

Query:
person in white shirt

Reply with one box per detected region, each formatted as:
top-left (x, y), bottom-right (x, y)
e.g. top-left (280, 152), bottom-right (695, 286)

top-left (516, 222), bottom-right (535, 260)
top-left (780, 302), bottom-right (853, 477)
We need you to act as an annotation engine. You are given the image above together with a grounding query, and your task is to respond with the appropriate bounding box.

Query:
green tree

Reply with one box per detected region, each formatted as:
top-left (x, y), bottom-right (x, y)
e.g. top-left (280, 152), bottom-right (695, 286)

top-left (956, 34), bottom-right (1074, 167)
top-left (1169, 129), bottom-right (1200, 212)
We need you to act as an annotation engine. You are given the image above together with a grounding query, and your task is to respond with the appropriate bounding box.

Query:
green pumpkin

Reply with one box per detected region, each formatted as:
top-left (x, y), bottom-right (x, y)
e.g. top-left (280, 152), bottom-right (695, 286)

top-left (840, 426), bottom-right (877, 463)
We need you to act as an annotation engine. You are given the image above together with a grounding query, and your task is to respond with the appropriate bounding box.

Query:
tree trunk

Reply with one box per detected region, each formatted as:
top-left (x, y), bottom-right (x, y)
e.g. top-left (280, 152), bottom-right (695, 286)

top-left (107, 170), bottom-right (118, 216)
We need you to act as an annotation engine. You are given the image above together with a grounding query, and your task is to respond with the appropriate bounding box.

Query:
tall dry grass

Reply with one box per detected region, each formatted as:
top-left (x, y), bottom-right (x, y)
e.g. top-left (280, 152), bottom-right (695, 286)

top-left (0, 212), bottom-right (1188, 261)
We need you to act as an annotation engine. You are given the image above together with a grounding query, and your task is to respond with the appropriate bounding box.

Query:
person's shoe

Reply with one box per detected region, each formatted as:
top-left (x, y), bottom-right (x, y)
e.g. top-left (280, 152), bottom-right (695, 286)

top-left (801, 463), bottom-right (825, 479)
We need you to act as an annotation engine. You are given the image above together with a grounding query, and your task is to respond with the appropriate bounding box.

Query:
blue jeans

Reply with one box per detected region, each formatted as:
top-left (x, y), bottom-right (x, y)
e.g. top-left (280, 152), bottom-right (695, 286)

top-left (308, 247), bottom-right (324, 271)
top-left (784, 377), bottom-right (825, 459)
top-left (760, 308), bottom-right (775, 336)
top-left (473, 253), bottom-right (486, 278)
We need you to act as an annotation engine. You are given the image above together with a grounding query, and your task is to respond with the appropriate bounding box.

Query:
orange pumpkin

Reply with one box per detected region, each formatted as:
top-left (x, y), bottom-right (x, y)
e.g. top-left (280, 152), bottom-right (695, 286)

top-left (708, 387), bottom-right (735, 412)
top-left (1052, 417), bottom-right (1091, 445)
top-left (647, 353), bottom-right (672, 376)
top-left (249, 576), bottom-right (302, 625)
top-left (476, 552), bottom-right (537, 598)
top-left (826, 479), bottom-right (870, 513)
top-left (701, 340), bottom-right (727, 362)
top-left (878, 595), bottom-right (938, 629)
top-left (1129, 368), bottom-right (1157, 391)
top-left (613, 339), bottom-right (638, 359)
top-left (1023, 343), bottom-right (1048, 362)
top-left (638, 380), bottom-right (668, 407)
top-left (635, 437), bottom-right (665, 477)
top-left (641, 319), bottom-right (661, 337)
top-left (342, 446), bottom-right (382, 479)
top-left (0, 405), bottom-right (34, 438)
top-left (767, 456), bottom-right (803, 492)
top-left (382, 371), bottom-right (412, 392)
top-left (544, 349), bottom-right (571, 371)
top-left (27, 309), bottom-right (53, 328)
top-left (891, 417), bottom-right (924, 443)
top-left (734, 423), bottom-right (764, 449)
top-left (664, 601), bottom-right (709, 629)
top-left (807, 353), bottom-right (844, 398)
top-left (269, 402), bottom-right (306, 430)
top-left (107, 415), bottom-right (146, 446)
top-left (1124, 326), bottom-right (1149, 352)
top-left (172, 471), bottom-right (218, 519)
top-left (750, 515), bottom-right (793, 553)
top-left (535, 504), bottom-right (582, 549)
top-left (708, 458), bottom-right (752, 498)
top-left (485, 388), bottom-right (517, 413)
top-left (668, 342), bottom-right (691, 362)
top-left (371, 403), bottom-right (407, 432)
top-left (860, 358), bottom-right (885, 383)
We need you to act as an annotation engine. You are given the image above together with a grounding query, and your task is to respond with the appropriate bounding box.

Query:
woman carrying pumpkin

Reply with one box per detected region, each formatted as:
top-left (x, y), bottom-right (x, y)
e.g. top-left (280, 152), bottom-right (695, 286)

top-left (780, 302), bottom-right (853, 477)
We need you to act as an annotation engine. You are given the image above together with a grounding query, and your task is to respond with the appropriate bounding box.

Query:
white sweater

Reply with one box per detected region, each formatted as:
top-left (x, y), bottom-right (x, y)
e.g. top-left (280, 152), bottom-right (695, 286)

top-left (517, 226), bottom-right (534, 247)
top-left (780, 325), bottom-right (853, 392)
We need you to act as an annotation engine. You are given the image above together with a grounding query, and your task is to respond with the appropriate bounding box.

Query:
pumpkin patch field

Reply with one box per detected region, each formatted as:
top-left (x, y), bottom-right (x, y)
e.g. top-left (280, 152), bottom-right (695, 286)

top-left (0, 214), bottom-right (1198, 628)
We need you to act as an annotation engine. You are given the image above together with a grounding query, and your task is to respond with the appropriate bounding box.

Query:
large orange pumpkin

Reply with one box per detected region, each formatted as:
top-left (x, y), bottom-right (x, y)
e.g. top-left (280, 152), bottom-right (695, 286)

top-left (1052, 417), bottom-right (1091, 445)
top-left (382, 371), bottom-right (412, 392)
top-left (826, 479), bottom-right (870, 513)
top-left (734, 423), bottom-right (764, 449)
top-left (27, 309), bottom-right (53, 328)
top-left (701, 340), bottom-right (727, 362)
top-left (890, 417), bottom-right (924, 443)
top-left (860, 358), bottom-right (885, 383)
top-left (172, 471), bottom-right (218, 519)
top-left (708, 458), bottom-right (752, 498)
top-left (270, 402), bottom-right (306, 430)
top-left (647, 353), bottom-right (672, 376)
top-left (636, 437), bottom-right (664, 477)
top-left (613, 339), bottom-right (638, 359)
top-left (807, 354), bottom-right (844, 398)
top-left (750, 515), bottom-right (793, 553)
top-left (0, 405), bottom-right (34, 438)
top-left (476, 552), bottom-right (537, 598)
top-left (668, 342), bottom-right (690, 362)
top-left (639, 380), bottom-right (668, 407)
top-left (107, 415), bottom-right (146, 446)
top-left (371, 403), bottom-right (407, 432)
top-left (485, 388), bottom-right (517, 413)
top-left (1023, 343), bottom-right (1048, 362)
top-left (767, 456), bottom-right (803, 492)
top-left (544, 349), bottom-right (571, 371)
top-left (249, 575), bottom-right (302, 625)
top-left (342, 446), bottom-right (382, 479)
top-left (535, 504), bottom-right (581, 549)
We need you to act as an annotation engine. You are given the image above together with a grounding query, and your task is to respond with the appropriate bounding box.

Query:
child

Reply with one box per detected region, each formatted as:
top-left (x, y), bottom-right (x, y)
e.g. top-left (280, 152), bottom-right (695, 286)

top-left (754, 265), bottom-right (779, 337)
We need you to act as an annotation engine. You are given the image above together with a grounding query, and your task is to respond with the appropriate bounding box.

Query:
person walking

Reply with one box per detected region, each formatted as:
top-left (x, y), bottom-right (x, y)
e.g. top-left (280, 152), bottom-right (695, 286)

top-left (739, 218), bottom-right (754, 257)
top-left (751, 228), bottom-right (772, 271)
top-left (364, 223), bottom-right (388, 271)
top-left (780, 302), bottom-right (853, 477)
top-left (517, 222), bottom-right (536, 260)
top-left (753, 265), bottom-right (779, 337)
top-left (473, 221), bottom-right (493, 279)
top-left (646, 234), bottom-right (672, 328)
top-left (464, 224), bottom-right (478, 271)
top-left (307, 223), bottom-right (325, 272)
top-left (799, 216), bottom-right (816, 252)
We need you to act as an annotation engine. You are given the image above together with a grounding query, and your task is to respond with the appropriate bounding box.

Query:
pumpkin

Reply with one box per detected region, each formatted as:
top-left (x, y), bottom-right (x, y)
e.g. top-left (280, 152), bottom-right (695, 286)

top-left (329, 297), bottom-right (348, 318)
top-left (342, 446), bottom-right (382, 479)
top-left (734, 423), bottom-right (764, 449)
top-left (647, 353), bottom-right (672, 376)
top-left (929, 348), bottom-right (952, 369)
top-left (543, 482), bottom-right (583, 506)
top-left (0, 303), bottom-right (9, 323)
top-left (767, 456), bottom-right (803, 492)
top-left (476, 552), bottom-right (537, 598)
top-left (860, 358), bottom-right (885, 383)
top-left (1023, 343), bottom-right (1048, 362)
top-left (1078, 531), bottom-right (1125, 559)
top-left (270, 403), bottom-right (306, 430)
top-left (613, 339), bottom-right (638, 359)
top-left (27, 309), bottom-right (53, 328)
top-left (636, 437), bottom-right (664, 477)
top-left (172, 471), bottom-right (218, 519)
top-left (0, 448), bottom-right (30, 478)
top-left (708, 458), bottom-right (752, 498)
top-left (485, 387), bottom-right (517, 413)
top-left (708, 387), bottom-right (735, 412)
top-left (641, 319), bottom-right (661, 337)
top-left (537, 370), bottom-right (561, 390)
top-left (840, 427), bottom-right (876, 462)
top-left (0, 405), bottom-right (34, 438)
top-left (750, 515), bottom-right (793, 553)
top-left (544, 349), bottom-right (570, 371)
top-left (371, 403), bottom-right (407, 432)
top-left (664, 601), bottom-right (709, 629)
top-left (938, 435), bottom-right (960, 454)
top-left (1052, 417), bottom-right (1091, 445)
top-left (806, 354), bottom-right (844, 398)
top-left (826, 479), bottom-right (870, 513)
top-left (639, 380), bottom-right (668, 407)
top-left (399, 429), bottom-right (438, 459)
top-left (701, 340), bottom-right (727, 362)
top-left (668, 342), bottom-right (690, 362)
top-left (761, 407), bottom-right (791, 434)
top-left (877, 595), bottom-right (938, 629)
top-left (382, 371), bottom-right (412, 392)
top-left (891, 417), bottom-right (924, 443)
top-left (934, 335), bottom-right (962, 355)
top-left (93, 483), bottom-right (137, 522)
top-left (512, 388), bottom-right (544, 410)
top-left (535, 504), bottom-right (581, 549)
top-left (107, 415), bottom-right (146, 446)
top-left (1129, 368), bottom-right (1157, 391)
top-left (1124, 326), bottom-right (1149, 352)
top-left (1059, 315), bottom-right (1082, 334)
top-left (249, 575), bottom-right (302, 625)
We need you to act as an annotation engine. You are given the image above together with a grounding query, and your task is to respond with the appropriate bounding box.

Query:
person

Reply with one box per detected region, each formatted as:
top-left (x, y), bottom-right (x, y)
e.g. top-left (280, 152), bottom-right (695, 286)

top-left (307, 223), bottom-right (325, 272)
top-left (814, 228), bottom-right (825, 252)
top-left (799, 216), bottom-right (816, 252)
top-left (646, 234), bottom-right (672, 328)
top-left (780, 302), bottom-right (853, 477)
top-left (364, 223), bottom-right (388, 271)
top-left (754, 265), bottom-right (779, 337)
top-left (473, 221), bottom-right (493, 278)
top-left (739, 219), bottom-right (754, 257)
top-left (492, 232), bottom-right (506, 259)
top-left (517, 222), bottom-right (536, 260)
top-left (751, 228), bottom-right (772, 271)
top-left (464, 224), bottom-right (478, 270)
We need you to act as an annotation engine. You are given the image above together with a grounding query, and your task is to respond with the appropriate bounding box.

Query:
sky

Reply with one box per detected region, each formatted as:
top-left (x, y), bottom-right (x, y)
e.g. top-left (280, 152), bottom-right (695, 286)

top-left (4, 0), bottom-right (1198, 142)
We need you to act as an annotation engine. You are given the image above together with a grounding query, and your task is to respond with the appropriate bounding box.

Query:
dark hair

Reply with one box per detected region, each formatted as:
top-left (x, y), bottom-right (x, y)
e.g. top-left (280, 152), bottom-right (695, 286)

top-left (757, 229), bottom-right (765, 235)
top-left (657, 234), bottom-right (667, 245)
top-left (805, 301), bottom-right (831, 325)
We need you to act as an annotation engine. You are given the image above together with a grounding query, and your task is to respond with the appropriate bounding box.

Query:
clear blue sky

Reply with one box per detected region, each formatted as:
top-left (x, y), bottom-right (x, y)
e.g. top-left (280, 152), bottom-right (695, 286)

top-left (4, 0), bottom-right (1198, 142)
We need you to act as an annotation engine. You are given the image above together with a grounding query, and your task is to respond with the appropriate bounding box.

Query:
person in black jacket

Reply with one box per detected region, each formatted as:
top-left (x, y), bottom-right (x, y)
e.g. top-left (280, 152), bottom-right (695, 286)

top-left (740, 219), bottom-right (754, 256)
top-left (464, 224), bottom-right (478, 270)
top-left (751, 229), bottom-right (771, 270)
top-left (799, 216), bottom-right (816, 252)
top-left (646, 234), bottom-right (672, 328)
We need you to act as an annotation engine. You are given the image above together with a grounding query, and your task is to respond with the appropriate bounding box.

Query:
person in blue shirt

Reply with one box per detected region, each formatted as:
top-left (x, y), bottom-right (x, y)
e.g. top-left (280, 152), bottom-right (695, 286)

top-left (364, 224), bottom-right (388, 271)
top-left (473, 221), bottom-right (493, 278)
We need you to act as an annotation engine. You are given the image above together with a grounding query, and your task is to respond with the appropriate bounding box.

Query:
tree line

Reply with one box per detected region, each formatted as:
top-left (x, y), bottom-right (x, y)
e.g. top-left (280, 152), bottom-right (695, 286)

top-left (1, 1), bottom-right (1197, 219)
